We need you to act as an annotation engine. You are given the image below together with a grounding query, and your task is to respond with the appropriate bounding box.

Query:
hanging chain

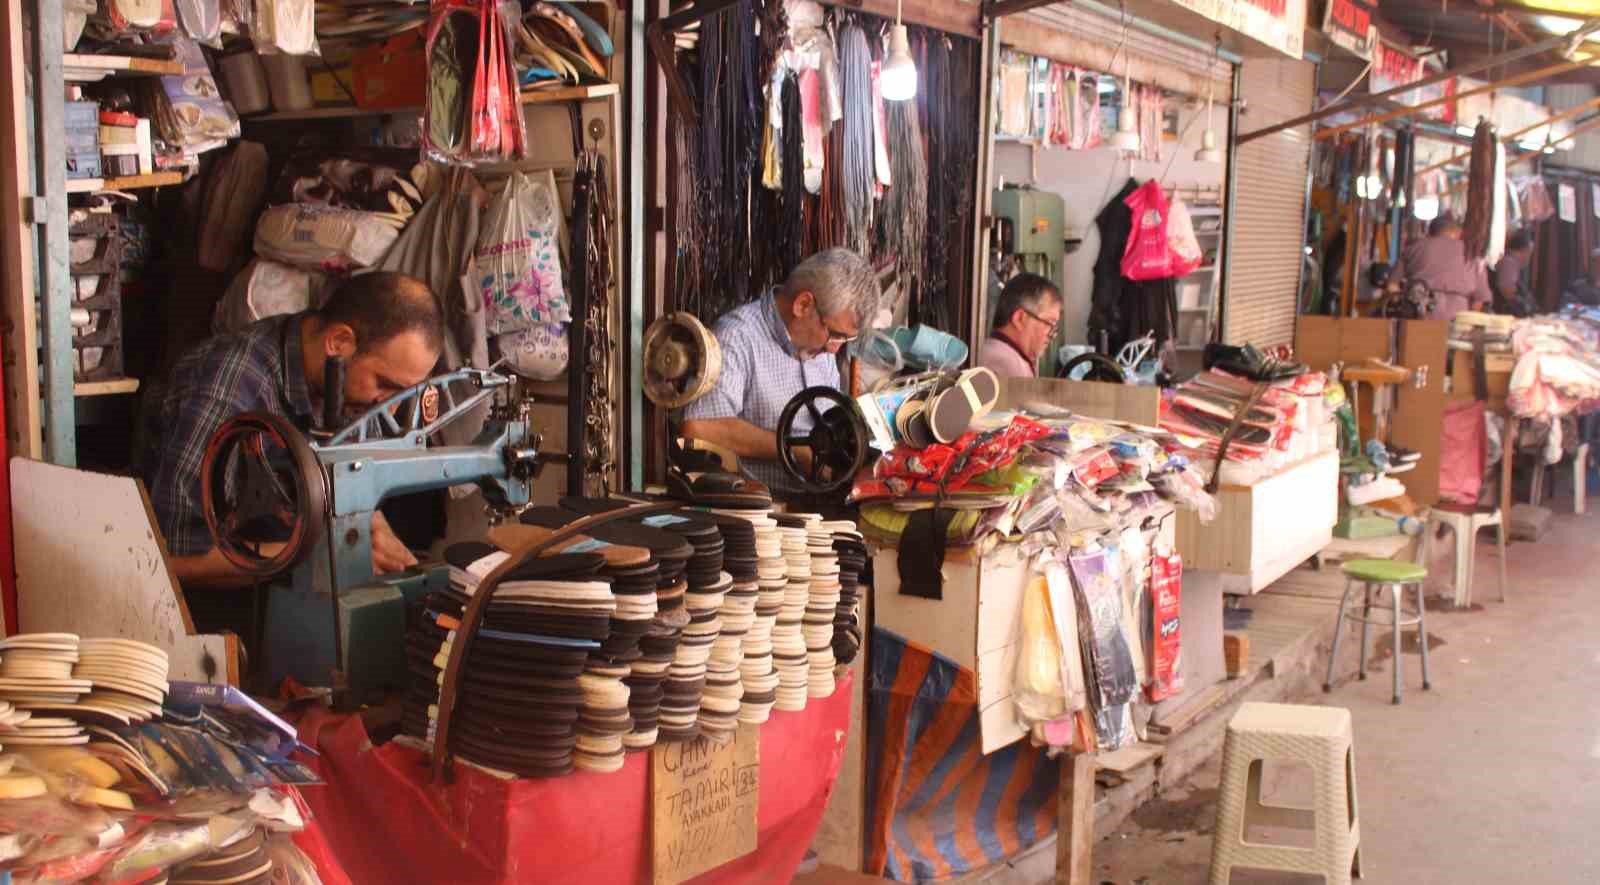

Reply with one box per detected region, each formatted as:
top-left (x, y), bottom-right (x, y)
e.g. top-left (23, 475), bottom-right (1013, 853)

top-left (581, 150), bottom-right (617, 494)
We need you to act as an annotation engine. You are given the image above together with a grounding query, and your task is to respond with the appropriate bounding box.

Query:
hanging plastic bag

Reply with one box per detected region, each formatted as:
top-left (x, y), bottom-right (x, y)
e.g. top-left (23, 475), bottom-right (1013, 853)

top-left (1147, 550), bottom-right (1183, 701)
top-left (1165, 197), bottom-right (1205, 277)
top-left (424, 0), bottom-right (528, 165)
top-left (254, 0), bottom-right (319, 55)
top-left (1120, 179), bottom-right (1178, 281)
top-left (1013, 575), bottom-right (1067, 727)
top-left (474, 170), bottom-right (569, 335)
top-left (496, 323), bottom-right (569, 381)
top-left (175, 0), bottom-right (223, 47)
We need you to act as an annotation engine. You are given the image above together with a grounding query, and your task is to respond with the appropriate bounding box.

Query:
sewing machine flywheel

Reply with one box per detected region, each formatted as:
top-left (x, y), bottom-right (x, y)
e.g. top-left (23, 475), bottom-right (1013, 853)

top-left (201, 411), bottom-right (328, 577)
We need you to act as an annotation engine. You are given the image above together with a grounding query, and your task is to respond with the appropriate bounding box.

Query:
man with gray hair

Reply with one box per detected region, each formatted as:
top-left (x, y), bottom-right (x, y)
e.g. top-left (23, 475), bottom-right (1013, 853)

top-left (682, 248), bottom-right (877, 492)
top-left (978, 272), bottom-right (1062, 379)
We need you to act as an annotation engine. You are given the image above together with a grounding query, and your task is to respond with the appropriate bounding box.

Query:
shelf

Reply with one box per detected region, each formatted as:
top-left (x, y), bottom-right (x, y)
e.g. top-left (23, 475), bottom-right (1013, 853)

top-left (66, 172), bottom-right (185, 194)
top-left (64, 53), bottom-right (184, 82)
top-left (75, 377), bottom-right (139, 397)
top-left (245, 82), bottom-right (620, 122)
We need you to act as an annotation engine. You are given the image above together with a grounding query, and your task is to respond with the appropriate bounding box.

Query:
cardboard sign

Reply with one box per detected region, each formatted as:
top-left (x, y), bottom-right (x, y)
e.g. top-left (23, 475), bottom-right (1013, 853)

top-left (1321, 0), bottom-right (1377, 61)
top-left (1372, 42), bottom-right (1455, 122)
top-left (651, 727), bottom-right (760, 885)
top-left (1167, 0), bottom-right (1307, 59)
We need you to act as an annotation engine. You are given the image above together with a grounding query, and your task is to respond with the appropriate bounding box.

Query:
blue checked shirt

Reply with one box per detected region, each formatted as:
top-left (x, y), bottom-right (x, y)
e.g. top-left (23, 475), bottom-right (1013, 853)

top-left (141, 313), bottom-right (316, 557)
top-left (684, 288), bottom-right (839, 492)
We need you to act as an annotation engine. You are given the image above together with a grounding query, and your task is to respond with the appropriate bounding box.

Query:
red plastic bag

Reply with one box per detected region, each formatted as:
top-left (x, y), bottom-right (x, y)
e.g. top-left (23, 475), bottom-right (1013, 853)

top-left (1147, 551), bottom-right (1183, 701)
top-left (1120, 180), bottom-right (1180, 281)
top-left (424, 0), bottom-right (528, 166)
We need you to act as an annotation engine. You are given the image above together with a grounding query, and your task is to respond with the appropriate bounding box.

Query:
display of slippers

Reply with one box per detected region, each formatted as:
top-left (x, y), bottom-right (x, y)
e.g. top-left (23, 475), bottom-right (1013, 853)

top-left (924, 367), bottom-right (1000, 444)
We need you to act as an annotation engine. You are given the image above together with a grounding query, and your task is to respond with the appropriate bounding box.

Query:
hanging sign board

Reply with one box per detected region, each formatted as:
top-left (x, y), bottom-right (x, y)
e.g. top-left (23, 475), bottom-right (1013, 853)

top-left (1321, 0), bottom-right (1377, 61)
top-left (1167, 0), bottom-right (1306, 59)
top-left (1372, 42), bottom-right (1455, 123)
top-left (651, 727), bottom-right (760, 885)
top-left (1559, 183), bottom-right (1577, 223)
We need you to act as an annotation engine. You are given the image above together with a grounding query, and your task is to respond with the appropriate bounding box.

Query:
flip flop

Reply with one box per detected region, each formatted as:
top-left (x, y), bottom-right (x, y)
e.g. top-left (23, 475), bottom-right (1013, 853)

top-left (897, 400), bottom-right (936, 450)
top-left (926, 367), bottom-right (1000, 444)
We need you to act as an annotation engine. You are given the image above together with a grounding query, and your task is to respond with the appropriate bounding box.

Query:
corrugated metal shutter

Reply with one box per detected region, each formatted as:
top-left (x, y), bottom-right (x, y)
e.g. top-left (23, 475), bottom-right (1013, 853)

top-left (1224, 56), bottom-right (1314, 349)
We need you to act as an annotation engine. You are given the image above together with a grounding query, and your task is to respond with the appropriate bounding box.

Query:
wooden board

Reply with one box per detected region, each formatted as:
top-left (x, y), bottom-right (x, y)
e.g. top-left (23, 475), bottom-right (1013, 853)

top-left (74, 377), bottom-right (139, 397)
top-left (996, 377), bottom-right (1162, 427)
top-left (10, 459), bottom-right (234, 683)
top-left (0, 0), bottom-right (40, 459)
top-left (64, 172), bottom-right (183, 194)
top-left (650, 726), bottom-right (759, 885)
top-left (1094, 742), bottom-right (1165, 774)
top-left (814, 579), bottom-right (870, 871)
top-left (1055, 753), bottom-right (1094, 885)
top-left (62, 53), bottom-right (185, 81)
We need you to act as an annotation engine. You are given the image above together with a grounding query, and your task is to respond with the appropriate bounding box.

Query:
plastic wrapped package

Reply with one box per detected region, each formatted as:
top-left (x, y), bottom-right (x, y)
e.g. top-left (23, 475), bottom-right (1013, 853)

top-left (176, 0), bottom-right (223, 46)
top-left (1147, 550), bottom-right (1183, 701)
top-left (423, 0), bottom-right (528, 165)
top-left (94, 0), bottom-right (167, 35)
top-left (65, 0), bottom-right (98, 50)
top-left (98, 822), bottom-right (216, 884)
top-left (1151, 467), bottom-right (1217, 523)
top-left (1117, 526), bottom-right (1149, 687)
top-left (146, 36), bottom-right (241, 151)
top-left (214, 259), bottom-right (330, 333)
top-left (1067, 545), bottom-right (1138, 750)
top-left (253, 205), bottom-right (400, 273)
top-left (265, 832), bottom-right (325, 885)
top-left (254, 0), bottom-right (319, 55)
top-left (1012, 574), bottom-right (1067, 728)
top-left (475, 170), bottom-right (570, 334)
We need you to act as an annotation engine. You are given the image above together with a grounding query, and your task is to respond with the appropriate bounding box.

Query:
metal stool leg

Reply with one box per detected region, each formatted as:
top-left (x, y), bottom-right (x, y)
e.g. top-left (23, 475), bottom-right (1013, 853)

top-left (1326, 578), bottom-right (1354, 692)
top-left (1358, 582), bottom-right (1372, 681)
top-left (1415, 581), bottom-right (1431, 691)
top-left (1391, 584), bottom-right (1403, 705)
top-left (1496, 520), bottom-right (1508, 603)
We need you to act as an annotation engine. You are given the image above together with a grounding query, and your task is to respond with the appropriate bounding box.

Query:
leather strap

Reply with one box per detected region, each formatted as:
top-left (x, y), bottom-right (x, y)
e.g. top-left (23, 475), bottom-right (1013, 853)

top-left (1206, 381), bottom-right (1269, 494)
top-left (431, 500), bottom-right (681, 784)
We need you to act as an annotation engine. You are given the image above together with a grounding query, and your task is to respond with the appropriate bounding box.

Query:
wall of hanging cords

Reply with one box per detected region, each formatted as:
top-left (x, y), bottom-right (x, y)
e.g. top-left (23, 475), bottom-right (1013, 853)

top-left (665, 4), bottom-right (982, 333)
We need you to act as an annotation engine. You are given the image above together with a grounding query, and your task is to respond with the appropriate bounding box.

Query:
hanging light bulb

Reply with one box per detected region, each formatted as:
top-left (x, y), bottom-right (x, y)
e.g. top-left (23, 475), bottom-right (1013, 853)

top-left (881, 0), bottom-right (917, 102)
top-left (1194, 65), bottom-right (1222, 163)
top-left (1109, 71), bottom-right (1141, 152)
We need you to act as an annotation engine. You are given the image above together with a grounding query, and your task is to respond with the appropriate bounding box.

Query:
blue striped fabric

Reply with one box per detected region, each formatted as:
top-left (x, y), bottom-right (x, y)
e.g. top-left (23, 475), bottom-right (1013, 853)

top-left (865, 628), bottom-right (1061, 881)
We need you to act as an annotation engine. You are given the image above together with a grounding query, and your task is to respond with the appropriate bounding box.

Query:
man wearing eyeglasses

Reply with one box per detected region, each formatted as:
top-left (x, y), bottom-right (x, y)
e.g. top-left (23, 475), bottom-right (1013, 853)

top-left (978, 273), bottom-right (1063, 379)
top-left (681, 248), bottom-right (878, 493)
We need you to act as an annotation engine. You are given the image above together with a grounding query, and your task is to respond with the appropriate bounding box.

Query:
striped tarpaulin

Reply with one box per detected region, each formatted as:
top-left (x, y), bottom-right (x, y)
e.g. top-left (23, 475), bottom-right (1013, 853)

top-left (865, 627), bottom-right (1060, 881)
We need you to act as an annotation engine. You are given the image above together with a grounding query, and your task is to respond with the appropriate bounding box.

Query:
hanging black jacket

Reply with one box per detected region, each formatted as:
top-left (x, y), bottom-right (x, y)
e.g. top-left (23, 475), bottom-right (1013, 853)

top-left (1088, 178), bottom-right (1178, 356)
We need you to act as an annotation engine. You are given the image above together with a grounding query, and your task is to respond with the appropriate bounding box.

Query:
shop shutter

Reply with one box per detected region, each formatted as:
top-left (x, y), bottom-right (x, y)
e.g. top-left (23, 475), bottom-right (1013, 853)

top-left (1224, 56), bottom-right (1314, 349)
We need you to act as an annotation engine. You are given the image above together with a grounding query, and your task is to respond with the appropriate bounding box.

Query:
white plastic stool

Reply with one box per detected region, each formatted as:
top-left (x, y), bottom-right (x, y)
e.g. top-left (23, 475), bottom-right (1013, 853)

top-left (1209, 702), bottom-right (1362, 885)
top-left (1419, 503), bottom-right (1507, 608)
top-left (1529, 442), bottom-right (1588, 514)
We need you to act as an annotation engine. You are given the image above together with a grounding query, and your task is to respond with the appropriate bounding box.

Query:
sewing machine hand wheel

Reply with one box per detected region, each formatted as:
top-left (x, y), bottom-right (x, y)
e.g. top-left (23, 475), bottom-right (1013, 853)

top-left (776, 386), bottom-right (869, 495)
top-left (201, 412), bottom-right (328, 577)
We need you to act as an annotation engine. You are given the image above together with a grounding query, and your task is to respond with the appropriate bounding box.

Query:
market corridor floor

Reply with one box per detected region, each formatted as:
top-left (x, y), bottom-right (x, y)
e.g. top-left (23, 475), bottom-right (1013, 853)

top-left (1093, 503), bottom-right (1600, 885)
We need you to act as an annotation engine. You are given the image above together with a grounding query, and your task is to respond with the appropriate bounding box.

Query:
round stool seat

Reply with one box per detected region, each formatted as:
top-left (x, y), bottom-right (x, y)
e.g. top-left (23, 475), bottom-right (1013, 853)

top-left (1341, 559), bottom-right (1426, 584)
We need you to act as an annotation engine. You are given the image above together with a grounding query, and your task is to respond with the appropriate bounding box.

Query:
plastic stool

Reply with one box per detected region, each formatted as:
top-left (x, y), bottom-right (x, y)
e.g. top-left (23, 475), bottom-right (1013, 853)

top-left (1419, 503), bottom-right (1506, 608)
top-left (1209, 702), bottom-right (1362, 885)
top-left (1528, 442), bottom-right (1588, 514)
top-left (1324, 559), bottom-right (1429, 705)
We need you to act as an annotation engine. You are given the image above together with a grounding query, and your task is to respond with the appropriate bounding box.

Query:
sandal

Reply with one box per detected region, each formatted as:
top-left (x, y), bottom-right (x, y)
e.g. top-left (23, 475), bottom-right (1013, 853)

top-left (925, 367), bottom-right (1000, 444)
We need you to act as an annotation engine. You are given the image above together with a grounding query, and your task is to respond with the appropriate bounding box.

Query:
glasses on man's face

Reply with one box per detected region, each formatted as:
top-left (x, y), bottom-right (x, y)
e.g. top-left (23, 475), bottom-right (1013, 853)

top-left (1021, 307), bottom-right (1060, 336)
top-left (820, 316), bottom-right (858, 345)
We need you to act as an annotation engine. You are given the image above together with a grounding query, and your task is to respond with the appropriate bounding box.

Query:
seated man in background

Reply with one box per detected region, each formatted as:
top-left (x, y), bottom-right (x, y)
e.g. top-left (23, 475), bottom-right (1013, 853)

top-left (1399, 215), bottom-right (1491, 322)
top-left (978, 273), bottom-right (1062, 379)
top-left (1493, 229), bottom-right (1536, 316)
top-left (1563, 250), bottom-right (1600, 308)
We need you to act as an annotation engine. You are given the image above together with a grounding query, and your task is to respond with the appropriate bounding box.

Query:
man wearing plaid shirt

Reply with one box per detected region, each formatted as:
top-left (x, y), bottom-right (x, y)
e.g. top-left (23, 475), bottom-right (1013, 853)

top-left (681, 249), bottom-right (878, 493)
top-left (141, 272), bottom-right (443, 590)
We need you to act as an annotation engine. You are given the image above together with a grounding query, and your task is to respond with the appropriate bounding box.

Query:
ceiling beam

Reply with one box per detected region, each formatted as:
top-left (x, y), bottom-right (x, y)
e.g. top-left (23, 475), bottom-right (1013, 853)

top-left (1416, 93), bottom-right (1600, 176)
top-left (1312, 58), bottom-right (1587, 141)
top-left (1241, 17), bottom-right (1600, 144)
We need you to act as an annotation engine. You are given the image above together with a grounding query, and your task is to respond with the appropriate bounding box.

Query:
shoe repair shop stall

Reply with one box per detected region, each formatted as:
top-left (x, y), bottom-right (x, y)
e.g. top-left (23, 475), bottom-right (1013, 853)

top-left (0, 3), bottom-right (863, 883)
top-left (985, 3), bottom-right (1235, 378)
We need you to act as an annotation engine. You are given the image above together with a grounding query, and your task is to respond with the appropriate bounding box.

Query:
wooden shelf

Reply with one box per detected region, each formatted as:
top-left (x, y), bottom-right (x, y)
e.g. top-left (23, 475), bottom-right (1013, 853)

top-left (75, 377), bottom-right (139, 397)
top-left (66, 172), bottom-right (185, 194)
top-left (245, 82), bottom-right (620, 122)
top-left (64, 53), bottom-right (184, 82)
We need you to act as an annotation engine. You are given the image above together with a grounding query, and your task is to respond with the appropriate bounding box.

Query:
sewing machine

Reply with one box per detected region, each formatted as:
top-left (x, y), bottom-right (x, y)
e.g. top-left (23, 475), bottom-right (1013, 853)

top-left (201, 363), bottom-right (548, 704)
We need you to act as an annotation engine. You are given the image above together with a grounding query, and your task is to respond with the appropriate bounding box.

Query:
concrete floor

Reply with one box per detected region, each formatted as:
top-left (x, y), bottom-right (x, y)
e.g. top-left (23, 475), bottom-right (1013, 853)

top-left (1093, 503), bottom-right (1600, 884)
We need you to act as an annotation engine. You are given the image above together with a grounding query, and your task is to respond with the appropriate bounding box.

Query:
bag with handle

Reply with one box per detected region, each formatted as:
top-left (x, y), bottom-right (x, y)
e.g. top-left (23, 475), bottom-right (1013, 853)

top-left (1120, 180), bottom-right (1182, 281)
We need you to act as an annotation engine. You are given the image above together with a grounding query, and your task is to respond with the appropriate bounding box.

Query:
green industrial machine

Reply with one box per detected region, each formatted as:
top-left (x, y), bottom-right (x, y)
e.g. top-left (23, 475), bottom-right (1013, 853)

top-left (990, 185), bottom-right (1067, 375)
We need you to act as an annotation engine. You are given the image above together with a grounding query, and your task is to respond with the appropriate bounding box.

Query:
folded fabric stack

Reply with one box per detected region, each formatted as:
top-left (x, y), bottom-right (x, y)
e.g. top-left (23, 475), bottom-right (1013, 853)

top-left (1508, 316), bottom-right (1600, 420)
top-left (402, 544), bottom-right (611, 778)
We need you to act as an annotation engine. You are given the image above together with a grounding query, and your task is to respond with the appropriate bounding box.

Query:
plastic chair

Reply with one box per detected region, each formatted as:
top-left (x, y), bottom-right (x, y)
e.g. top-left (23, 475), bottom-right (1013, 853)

top-left (1419, 503), bottom-right (1507, 608)
top-left (1209, 702), bottom-right (1362, 885)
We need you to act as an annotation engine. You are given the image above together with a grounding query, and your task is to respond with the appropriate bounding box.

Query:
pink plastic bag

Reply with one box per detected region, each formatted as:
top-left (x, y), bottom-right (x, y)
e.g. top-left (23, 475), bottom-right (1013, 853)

top-left (1121, 180), bottom-right (1178, 281)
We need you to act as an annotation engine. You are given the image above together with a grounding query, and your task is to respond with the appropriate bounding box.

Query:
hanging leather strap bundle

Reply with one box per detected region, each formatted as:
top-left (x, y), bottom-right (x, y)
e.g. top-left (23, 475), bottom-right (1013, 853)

top-left (1206, 381), bottom-right (1270, 494)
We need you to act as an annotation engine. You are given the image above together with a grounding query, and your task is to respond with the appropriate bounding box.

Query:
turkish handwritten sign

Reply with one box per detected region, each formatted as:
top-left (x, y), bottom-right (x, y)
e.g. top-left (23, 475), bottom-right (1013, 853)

top-left (651, 727), bottom-right (760, 885)
top-left (1322, 0), bottom-right (1376, 61)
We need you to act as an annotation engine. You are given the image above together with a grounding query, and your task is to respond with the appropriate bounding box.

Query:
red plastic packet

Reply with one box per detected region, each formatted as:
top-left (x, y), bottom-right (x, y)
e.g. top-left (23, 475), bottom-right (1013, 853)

top-left (1147, 551), bottom-right (1183, 701)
